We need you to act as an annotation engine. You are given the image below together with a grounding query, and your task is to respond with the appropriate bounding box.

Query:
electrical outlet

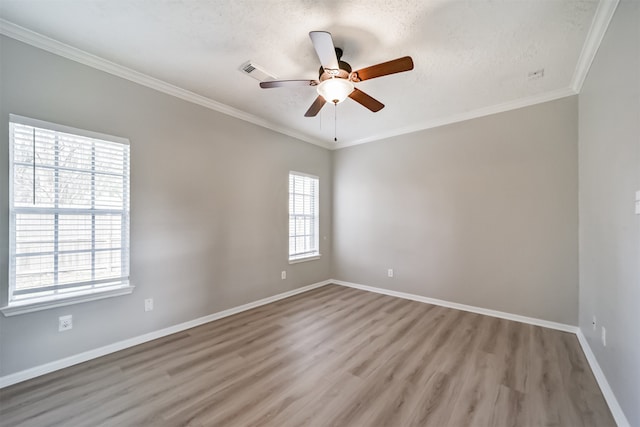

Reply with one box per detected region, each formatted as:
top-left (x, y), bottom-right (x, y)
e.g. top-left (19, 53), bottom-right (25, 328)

top-left (144, 298), bottom-right (154, 312)
top-left (592, 316), bottom-right (597, 331)
top-left (601, 326), bottom-right (607, 347)
top-left (281, 270), bottom-right (286, 280)
top-left (387, 269), bottom-right (394, 278)
top-left (58, 315), bottom-right (73, 332)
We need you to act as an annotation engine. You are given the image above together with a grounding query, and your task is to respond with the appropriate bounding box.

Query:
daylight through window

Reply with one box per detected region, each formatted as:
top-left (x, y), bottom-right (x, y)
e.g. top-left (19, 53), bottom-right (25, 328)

top-left (289, 172), bottom-right (319, 262)
top-left (9, 115), bottom-right (130, 303)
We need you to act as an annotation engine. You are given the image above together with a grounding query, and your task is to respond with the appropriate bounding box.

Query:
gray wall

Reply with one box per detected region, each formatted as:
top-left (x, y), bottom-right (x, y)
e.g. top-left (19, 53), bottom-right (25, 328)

top-left (2, 15), bottom-right (637, 426)
top-left (578, 1), bottom-right (640, 425)
top-left (333, 96), bottom-right (579, 325)
top-left (0, 36), bottom-right (332, 376)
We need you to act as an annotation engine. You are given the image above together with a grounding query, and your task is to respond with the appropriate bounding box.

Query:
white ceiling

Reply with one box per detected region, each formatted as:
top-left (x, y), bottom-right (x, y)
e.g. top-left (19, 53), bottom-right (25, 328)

top-left (0, 1), bottom-right (614, 149)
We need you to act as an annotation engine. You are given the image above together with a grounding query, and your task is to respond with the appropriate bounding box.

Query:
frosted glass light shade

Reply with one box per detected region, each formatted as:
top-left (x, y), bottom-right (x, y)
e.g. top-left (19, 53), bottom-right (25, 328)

top-left (317, 78), bottom-right (354, 104)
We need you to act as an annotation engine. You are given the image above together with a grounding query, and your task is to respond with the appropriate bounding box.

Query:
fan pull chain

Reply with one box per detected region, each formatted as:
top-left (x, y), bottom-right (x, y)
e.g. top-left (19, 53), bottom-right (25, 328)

top-left (334, 102), bottom-right (337, 142)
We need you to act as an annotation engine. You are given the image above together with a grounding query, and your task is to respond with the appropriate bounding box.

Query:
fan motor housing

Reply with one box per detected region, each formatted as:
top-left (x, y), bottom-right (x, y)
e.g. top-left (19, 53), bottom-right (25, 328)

top-left (319, 66), bottom-right (351, 81)
top-left (318, 47), bottom-right (353, 81)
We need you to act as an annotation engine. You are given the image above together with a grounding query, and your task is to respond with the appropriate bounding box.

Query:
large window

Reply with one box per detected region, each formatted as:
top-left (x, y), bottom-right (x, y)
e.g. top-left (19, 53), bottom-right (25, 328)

top-left (8, 115), bottom-right (130, 307)
top-left (289, 172), bottom-right (319, 262)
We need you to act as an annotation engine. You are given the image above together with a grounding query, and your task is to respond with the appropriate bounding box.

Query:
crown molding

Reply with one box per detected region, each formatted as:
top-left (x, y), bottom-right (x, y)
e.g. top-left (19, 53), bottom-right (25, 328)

top-left (1, 0), bottom-right (616, 152)
top-left (570, 0), bottom-right (620, 93)
top-left (339, 0), bottom-right (619, 150)
top-left (0, 19), bottom-right (331, 150)
top-left (333, 86), bottom-right (577, 150)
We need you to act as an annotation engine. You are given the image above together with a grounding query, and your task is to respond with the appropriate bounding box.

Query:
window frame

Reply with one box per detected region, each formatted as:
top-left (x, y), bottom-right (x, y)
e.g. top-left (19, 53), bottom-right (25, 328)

top-left (288, 171), bottom-right (321, 263)
top-left (2, 115), bottom-right (133, 316)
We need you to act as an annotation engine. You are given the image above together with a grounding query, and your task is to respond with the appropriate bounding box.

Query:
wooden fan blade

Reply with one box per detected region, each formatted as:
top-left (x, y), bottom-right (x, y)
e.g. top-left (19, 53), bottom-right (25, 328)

top-left (260, 80), bottom-right (318, 88)
top-left (309, 31), bottom-right (339, 72)
top-left (351, 56), bottom-right (414, 82)
top-left (349, 88), bottom-right (384, 112)
top-left (304, 95), bottom-right (326, 117)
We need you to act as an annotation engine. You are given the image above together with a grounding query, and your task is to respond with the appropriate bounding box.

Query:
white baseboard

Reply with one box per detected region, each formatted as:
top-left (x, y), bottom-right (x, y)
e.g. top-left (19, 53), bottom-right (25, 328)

top-left (332, 279), bottom-right (630, 425)
top-left (576, 330), bottom-right (630, 427)
top-left (0, 280), bottom-right (331, 389)
top-left (331, 279), bottom-right (578, 333)
top-left (1, 277), bottom-right (631, 427)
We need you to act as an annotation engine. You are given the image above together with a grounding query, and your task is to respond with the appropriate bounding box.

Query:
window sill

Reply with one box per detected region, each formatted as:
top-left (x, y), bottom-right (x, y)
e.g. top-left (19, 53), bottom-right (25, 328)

top-left (289, 254), bottom-right (322, 264)
top-left (1, 285), bottom-right (135, 317)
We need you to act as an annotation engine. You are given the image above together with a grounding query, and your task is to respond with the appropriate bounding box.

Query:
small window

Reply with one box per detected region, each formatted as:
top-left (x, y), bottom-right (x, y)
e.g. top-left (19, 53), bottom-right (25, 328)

top-left (289, 172), bottom-right (320, 262)
top-left (8, 115), bottom-right (130, 305)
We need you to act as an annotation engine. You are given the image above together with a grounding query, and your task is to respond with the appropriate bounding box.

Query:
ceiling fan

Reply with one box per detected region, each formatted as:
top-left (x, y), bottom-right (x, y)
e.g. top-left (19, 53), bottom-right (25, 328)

top-left (260, 31), bottom-right (414, 117)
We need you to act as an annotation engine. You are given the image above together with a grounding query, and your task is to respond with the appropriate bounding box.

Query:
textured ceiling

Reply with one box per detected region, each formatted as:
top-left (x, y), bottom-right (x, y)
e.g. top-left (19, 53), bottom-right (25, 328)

top-left (0, 1), bottom-right (605, 148)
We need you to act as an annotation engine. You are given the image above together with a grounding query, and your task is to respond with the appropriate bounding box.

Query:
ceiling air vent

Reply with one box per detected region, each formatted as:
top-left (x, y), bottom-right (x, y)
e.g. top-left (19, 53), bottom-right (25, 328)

top-left (239, 61), bottom-right (276, 82)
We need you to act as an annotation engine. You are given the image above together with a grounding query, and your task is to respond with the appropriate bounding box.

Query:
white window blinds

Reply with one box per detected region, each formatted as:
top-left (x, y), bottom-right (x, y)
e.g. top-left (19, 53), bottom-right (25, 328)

top-left (9, 115), bottom-right (130, 303)
top-left (289, 172), bottom-right (319, 261)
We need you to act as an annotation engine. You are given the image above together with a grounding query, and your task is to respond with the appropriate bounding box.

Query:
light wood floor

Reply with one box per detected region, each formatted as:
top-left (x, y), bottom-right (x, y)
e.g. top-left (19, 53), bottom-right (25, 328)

top-left (1, 285), bottom-right (615, 427)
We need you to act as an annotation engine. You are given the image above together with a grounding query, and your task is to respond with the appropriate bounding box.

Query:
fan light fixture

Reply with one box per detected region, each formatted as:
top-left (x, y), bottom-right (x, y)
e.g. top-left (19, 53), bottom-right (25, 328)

top-left (317, 78), bottom-right (354, 104)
